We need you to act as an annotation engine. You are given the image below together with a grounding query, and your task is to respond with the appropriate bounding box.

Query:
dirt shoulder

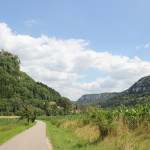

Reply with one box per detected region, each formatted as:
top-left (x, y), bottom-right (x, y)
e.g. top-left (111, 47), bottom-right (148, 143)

top-left (0, 116), bottom-right (20, 118)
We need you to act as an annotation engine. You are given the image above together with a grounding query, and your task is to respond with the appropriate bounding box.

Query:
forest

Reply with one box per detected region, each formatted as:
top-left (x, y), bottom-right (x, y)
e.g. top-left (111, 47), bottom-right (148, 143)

top-left (0, 50), bottom-right (73, 116)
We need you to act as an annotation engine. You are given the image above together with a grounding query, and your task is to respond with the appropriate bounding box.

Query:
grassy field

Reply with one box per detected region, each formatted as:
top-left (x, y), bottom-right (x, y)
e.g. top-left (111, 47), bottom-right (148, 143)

top-left (0, 118), bottom-right (36, 145)
top-left (39, 105), bottom-right (150, 150)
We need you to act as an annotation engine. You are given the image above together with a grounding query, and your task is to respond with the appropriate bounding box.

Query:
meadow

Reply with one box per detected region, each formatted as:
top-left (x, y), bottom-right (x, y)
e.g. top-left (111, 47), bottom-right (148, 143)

top-left (39, 104), bottom-right (150, 150)
top-left (0, 118), bottom-right (36, 145)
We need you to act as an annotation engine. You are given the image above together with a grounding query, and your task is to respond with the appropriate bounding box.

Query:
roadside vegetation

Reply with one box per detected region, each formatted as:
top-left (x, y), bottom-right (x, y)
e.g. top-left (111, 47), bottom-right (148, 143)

top-left (0, 118), bottom-right (36, 145)
top-left (45, 121), bottom-right (98, 150)
top-left (39, 104), bottom-right (150, 150)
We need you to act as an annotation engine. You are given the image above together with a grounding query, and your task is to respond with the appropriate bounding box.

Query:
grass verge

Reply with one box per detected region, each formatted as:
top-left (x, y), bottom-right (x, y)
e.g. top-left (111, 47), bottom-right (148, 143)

top-left (0, 121), bottom-right (36, 145)
top-left (45, 121), bottom-right (98, 150)
top-left (42, 116), bottom-right (150, 150)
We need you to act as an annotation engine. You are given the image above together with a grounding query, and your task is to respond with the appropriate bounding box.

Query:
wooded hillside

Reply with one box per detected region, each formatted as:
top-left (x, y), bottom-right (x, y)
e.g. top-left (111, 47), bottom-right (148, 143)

top-left (0, 50), bottom-right (72, 116)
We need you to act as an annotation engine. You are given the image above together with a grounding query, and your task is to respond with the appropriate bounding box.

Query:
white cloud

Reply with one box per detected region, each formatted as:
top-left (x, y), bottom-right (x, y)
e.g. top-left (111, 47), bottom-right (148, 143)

top-left (145, 43), bottom-right (150, 48)
top-left (1, 22), bottom-right (150, 100)
top-left (24, 19), bottom-right (38, 27)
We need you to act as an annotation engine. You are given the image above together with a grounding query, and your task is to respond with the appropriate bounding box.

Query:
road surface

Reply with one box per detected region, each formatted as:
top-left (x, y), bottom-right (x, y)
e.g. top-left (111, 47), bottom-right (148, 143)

top-left (0, 120), bottom-right (52, 150)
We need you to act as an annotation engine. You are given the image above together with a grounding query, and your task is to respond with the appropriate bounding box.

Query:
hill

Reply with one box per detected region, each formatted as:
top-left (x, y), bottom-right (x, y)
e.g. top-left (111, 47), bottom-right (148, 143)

top-left (100, 75), bottom-right (150, 108)
top-left (76, 75), bottom-right (150, 107)
top-left (76, 92), bottom-right (118, 105)
top-left (0, 50), bottom-right (72, 115)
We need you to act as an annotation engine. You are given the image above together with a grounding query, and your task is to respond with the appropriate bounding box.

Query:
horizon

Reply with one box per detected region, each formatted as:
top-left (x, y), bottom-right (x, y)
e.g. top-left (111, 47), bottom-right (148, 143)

top-left (0, 0), bottom-right (150, 101)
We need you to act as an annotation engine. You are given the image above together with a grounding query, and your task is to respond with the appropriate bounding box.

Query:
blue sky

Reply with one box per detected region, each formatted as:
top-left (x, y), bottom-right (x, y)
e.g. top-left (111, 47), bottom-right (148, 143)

top-left (0, 0), bottom-right (150, 100)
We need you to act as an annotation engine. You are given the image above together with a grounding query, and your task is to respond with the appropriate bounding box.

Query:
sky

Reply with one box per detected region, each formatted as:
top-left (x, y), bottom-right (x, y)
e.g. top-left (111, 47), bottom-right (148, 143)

top-left (0, 0), bottom-right (150, 101)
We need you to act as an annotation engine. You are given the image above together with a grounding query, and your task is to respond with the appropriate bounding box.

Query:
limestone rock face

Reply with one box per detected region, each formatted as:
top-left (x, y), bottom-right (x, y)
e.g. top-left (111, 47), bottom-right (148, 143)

top-left (79, 94), bottom-right (102, 101)
top-left (77, 92), bottom-right (118, 105)
top-left (128, 75), bottom-right (150, 93)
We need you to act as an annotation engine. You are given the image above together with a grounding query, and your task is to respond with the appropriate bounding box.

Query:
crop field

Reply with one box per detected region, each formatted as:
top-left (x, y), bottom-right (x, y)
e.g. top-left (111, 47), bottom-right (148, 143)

top-left (39, 104), bottom-right (150, 150)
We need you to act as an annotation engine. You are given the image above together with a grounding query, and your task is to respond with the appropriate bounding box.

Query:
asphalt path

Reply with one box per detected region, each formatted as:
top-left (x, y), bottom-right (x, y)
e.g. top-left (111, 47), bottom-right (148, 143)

top-left (0, 120), bottom-right (51, 150)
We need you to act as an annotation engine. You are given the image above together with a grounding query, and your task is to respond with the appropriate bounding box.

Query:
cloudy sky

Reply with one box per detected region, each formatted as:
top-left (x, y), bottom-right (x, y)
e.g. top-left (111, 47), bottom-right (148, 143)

top-left (0, 0), bottom-right (150, 101)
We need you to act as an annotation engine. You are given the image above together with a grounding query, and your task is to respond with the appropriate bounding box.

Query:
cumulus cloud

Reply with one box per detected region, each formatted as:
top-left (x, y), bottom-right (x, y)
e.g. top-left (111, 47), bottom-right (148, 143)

top-left (1, 22), bottom-right (150, 100)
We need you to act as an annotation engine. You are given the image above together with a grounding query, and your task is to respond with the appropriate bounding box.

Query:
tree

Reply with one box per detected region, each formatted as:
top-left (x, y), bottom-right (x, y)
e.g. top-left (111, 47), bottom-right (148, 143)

top-left (19, 104), bottom-right (38, 125)
top-left (58, 97), bottom-right (72, 115)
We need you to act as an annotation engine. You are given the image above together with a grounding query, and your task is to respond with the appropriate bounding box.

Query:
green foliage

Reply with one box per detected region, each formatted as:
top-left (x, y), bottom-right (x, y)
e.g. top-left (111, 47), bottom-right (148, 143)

top-left (44, 102), bottom-right (59, 116)
top-left (101, 92), bottom-right (150, 108)
top-left (19, 105), bottom-right (40, 125)
top-left (40, 103), bottom-right (150, 149)
top-left (83, 104), bottom-right (150, 133)
top-left (112, 104), bottom-right (150, 129)
top-left (0, 50), bottom-right (72, 115)
top-left (41, 104), bottom-right (150, 142)
top-left (100, 76), bottom-right (150, 108)
top-left (58, 97), bottom-right (72, 114)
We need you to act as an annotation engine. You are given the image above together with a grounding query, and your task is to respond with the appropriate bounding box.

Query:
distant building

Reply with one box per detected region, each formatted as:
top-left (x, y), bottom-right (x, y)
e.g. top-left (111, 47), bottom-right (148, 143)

top-left (49, 101), bottom-right (56, 105)
top-left (72, 104), bottom-right (76, 107)
top-left (57, 106), bottom-right (60, 109)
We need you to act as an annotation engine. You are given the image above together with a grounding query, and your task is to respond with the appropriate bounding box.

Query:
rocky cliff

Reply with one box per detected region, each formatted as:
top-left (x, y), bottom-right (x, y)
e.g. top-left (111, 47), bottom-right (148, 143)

top-left (127, 75), bottom-right (150, 93)
top-left (76, 92), bottom-right (118, 105)
top-left (77, 75), bottom-right (150, 107)
top-left (101, 75), bottom-right (150, 108)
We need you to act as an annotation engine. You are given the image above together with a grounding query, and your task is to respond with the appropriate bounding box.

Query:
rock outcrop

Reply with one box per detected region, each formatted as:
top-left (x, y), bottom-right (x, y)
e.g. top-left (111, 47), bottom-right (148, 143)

top-left (77, 92), bottom-right (118, 105)
top-left (127, 75), bottom-right (150, 93)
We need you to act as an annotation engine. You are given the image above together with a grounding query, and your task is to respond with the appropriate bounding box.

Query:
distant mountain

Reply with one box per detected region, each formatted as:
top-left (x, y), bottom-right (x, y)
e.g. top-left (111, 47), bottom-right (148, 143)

top-left (101, 75), bottom-right (150, 108)
top-left (76, 92), bottom-right (118, 105)
top-left (77, 75), bottom-right (150, 107)
top-left (127, 75), bottom-right (150, 94)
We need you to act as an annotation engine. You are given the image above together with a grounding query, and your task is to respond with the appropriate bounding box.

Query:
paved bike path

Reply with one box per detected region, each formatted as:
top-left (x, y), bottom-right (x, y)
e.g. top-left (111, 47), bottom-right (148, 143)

top-left (0, 120), bottom-right (50, 150)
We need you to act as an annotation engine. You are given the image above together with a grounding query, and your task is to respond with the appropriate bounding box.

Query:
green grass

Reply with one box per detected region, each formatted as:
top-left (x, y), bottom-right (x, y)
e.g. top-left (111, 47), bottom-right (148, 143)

top-left (45, 121), bottom-right (98, 150)
top-left (38, 115), bottom-right (81, 121)
top-left (0, 118), bottom-right (36, 145)
top-left (0, 118), bottom-right (26, 126)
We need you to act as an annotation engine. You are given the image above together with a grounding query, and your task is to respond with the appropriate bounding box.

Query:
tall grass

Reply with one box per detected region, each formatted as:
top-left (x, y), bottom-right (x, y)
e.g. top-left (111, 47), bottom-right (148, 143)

top-left (98, 119), bottom-right (150, 150)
